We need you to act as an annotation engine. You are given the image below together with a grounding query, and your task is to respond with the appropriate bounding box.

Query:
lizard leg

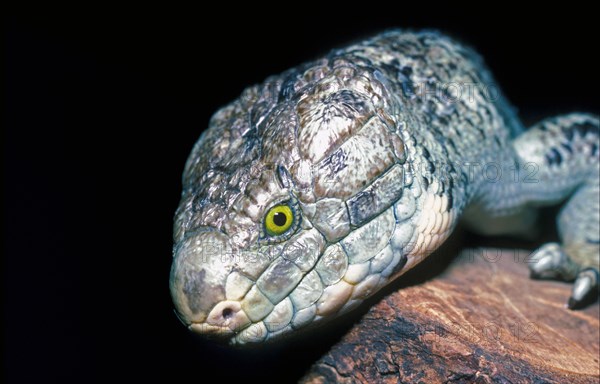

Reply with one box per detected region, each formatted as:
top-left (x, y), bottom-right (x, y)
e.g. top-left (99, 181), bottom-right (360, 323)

top-left (512, 113), bottom-right (599, 308)
top-left (557, 178), bottom-right (600, 308)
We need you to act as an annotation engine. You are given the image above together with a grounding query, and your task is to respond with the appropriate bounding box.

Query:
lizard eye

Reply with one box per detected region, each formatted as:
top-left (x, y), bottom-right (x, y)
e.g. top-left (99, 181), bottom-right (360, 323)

top-left (264, 204), bottom-right (294, 236)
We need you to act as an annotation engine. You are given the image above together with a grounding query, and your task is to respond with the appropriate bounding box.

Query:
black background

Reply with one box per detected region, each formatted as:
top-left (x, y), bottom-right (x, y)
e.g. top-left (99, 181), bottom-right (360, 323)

top-left (4, 6), bottom-right (599, 383)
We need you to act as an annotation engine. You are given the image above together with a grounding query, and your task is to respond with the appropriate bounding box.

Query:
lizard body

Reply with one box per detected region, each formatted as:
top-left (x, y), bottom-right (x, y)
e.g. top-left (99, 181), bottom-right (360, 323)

top-left (169, 30), bottom-right (599, 344)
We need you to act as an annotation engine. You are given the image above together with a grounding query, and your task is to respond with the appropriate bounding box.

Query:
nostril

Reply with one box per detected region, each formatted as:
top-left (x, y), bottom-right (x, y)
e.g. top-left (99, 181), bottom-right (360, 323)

top-left (205, 301), bottom-right (245, 327)
top-left (222, 307), bottom-right (234, 319)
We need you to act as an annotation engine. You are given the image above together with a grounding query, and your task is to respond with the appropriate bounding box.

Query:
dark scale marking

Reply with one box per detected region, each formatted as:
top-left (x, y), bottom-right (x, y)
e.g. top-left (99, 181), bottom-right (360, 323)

top-left (494, 135), bottom-right (503, 147)
top-left (389, 253), bottom-right (408, 276)
top-left (551, 148), bottom-right (562, 165)
top-left (591, 143), bottom-right (598, 157)
top-left (276, 165), bottom-right (292, 189)
top-left (438, 178), bottom-right (445, 194)
top-left (324, 148), bottom-right (348, 174)
top-left (563, 125), bottom-right (575, 142)
top-left (436, 115), bottom-right (449, 126)
top-left (447, 137), bottom-right (458, 153)
top-left (398, 66), bottom-right (415, 99)
top-left (574, 122), bottom-right (599, 138)
top-left (459, 170), bottom-right (469, 186)
top-left (561, 142), bottom-right (573, 154)
top-left (279, 70), bottom-right (301, 101)
top-left (347, 165), bottom-right (405, 226)
top-left (545, 148), bottom-right (562, 166)
top-left (422, 147), bottom-right (431, 159)
top-left (454, 123), bottom-right (463, 138)
top-left (427, 159), bottom-right (435, 173)
top-left (347, 190), bottom-right (376, 225)
top-left (378, 60), bottom-right (400, 80)
top-left (278, 82), bottom-right (296, 101)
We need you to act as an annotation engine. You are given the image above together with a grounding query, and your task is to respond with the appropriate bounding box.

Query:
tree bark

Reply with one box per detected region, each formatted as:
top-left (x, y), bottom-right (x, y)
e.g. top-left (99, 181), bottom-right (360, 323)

top-left (301, 249), bottom-right (600, 384)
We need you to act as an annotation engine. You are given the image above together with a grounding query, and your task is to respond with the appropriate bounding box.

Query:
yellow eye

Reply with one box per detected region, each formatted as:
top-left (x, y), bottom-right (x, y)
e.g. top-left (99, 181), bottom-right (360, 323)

top-left (264, 204), bottom-right (294, 236)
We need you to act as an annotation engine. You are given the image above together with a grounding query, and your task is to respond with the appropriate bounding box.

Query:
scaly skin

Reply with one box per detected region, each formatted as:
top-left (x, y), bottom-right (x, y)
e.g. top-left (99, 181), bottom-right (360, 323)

top-left (169, 30), bottom-right (600, 344)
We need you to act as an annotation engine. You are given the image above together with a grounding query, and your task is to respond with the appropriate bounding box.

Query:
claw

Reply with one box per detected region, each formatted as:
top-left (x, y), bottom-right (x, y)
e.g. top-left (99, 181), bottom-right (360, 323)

top-left (567, 268), bottom-right (599, 309)
top-left (528, 243), bottom-right (578, 281)
top-left (529, 254), bottom-right (558, 279)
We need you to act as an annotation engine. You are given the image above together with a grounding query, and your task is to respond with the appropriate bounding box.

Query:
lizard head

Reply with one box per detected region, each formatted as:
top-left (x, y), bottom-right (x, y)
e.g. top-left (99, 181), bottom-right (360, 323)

top-left (170, 55), bottom-right (426, 345)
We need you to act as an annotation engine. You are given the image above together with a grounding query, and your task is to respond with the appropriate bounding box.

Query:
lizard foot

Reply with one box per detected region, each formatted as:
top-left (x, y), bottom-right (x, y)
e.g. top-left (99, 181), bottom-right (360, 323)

top-left (529, 243), bottom-right (599, 309)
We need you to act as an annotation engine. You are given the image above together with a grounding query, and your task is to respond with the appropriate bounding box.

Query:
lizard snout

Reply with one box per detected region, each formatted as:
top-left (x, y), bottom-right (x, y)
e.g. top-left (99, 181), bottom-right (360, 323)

top-left (170, 229), bottom-right (233, 328)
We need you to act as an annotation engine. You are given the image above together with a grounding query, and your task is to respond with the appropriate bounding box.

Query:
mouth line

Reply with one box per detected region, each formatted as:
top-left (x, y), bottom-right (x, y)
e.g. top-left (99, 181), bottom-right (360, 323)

top-left (188, 320), bottom-right (253, 337)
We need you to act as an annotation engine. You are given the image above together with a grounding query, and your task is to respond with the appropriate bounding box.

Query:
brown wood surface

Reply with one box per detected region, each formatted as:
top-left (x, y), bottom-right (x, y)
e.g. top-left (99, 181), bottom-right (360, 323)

top-left (301, 249), bottom-right (600, 383)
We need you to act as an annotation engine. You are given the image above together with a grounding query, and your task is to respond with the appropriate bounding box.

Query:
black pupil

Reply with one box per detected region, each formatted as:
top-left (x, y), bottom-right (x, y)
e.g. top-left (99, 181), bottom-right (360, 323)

top-left (273, 212), bottom-right (287, 227)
